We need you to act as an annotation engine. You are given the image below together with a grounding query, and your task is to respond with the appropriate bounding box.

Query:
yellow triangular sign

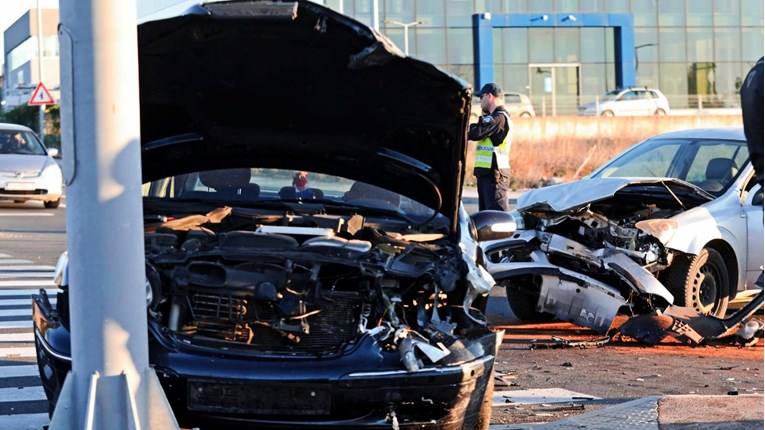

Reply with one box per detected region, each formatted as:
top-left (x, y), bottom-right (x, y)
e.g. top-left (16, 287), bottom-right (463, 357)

top-left (28, 82), bottom-right (55, 105)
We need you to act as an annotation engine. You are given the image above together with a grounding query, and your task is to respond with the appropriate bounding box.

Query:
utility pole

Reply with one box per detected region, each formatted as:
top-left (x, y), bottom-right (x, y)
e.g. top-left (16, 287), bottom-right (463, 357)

top-left (36, 0), bottom-right (45, 139)
top-left (52, 0), bottom-right (178, 428)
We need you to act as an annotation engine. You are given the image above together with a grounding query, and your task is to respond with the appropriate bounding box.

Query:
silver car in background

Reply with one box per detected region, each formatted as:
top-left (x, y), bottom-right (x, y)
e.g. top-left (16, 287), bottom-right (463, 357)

top-left (0, 123), bottom-right (63, 208)
top-left (578, 87), bottom-right (670, 117)
top-left (488, 127), bottom-right (761, 333)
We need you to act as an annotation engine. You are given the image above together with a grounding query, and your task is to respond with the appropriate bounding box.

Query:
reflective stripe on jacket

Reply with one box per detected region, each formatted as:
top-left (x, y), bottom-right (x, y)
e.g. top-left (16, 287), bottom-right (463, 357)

top-left (474, 110), bottom-right (511, 170)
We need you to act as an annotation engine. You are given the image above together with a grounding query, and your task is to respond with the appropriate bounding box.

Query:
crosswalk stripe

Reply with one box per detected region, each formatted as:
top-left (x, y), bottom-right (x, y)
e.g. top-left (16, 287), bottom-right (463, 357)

top-left (0, 365), bottom-right (39, 378)
top-left (0, 321), bottom-right (32, 329)
top-left (0, 413), bottom-right (50, 430)
top-left (0, 309), bottom-right (36, 318)
top-left (0, 386), bottom-right (46, 403)
top-left (2, 298), bottom-right (56, 307)
top-left (0, 272), bottom-right (55, 279)
top-left (0, 253), bottom-right (10, 258)
top-left (0, 280), bottom-right (56, 288)
top-left (0, 259), bottom-right (34, 265)
top-left (0, 332), bottom-right (34, 342)
top-left (0, 289), bottom-right (59, 297)
top-left (0, 266), bottom-right (55, 272)
top-left (0, 346), bottom-right (36, 358)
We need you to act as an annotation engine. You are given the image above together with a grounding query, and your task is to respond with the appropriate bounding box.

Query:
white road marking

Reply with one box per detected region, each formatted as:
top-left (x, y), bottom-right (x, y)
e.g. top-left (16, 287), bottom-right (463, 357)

top-left (0, 289), bottom-right (60, 297)
top-left (0, 213), bottom-right (54, 216)
top-left (2, 298), bottom-right (56, 307)
top-left (0, 346), bottom-right (36, 358)
top-left (0, 266), bottom-right (55, 271)
top-left (0, 321), bottom-right (32, 329)
top-left (0, 364), bottom-right (39, 378)
top-left (0, 332), bottom-right (34, 342)
top-left (0, 309), bottom-right (34, 318)
top-left (493, 388), bottom-right (601, 406)
top-left (0, 280), bottom-right (56, 288)
top-left (0, 260), bottom-right (34, 265)
top-left (0, 386), bottom-right (46, 402)
top-left (0, 413), bottom-right (50, 430)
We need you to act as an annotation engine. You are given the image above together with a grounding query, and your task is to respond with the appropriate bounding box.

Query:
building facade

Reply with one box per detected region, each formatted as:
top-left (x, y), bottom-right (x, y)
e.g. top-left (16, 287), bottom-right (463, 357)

top-left (3, 0), bottom-right (763, 114)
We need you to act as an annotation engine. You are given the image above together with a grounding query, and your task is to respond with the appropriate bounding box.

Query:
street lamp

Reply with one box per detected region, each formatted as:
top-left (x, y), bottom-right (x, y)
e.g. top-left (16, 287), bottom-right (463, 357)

top-left (384, 19), bottom-right (422, 56)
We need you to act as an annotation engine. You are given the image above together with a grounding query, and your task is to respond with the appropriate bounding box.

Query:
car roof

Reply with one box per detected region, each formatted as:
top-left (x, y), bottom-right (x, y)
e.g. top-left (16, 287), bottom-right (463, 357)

top-left (0, 123), bottom-right (34, 132)
top-left (647, 126), bottom-right (745, 141)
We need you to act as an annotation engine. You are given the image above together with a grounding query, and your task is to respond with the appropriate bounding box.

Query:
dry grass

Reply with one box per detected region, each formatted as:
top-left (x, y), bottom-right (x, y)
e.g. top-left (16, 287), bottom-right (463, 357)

top-left (466, 115), bottom-right (744, 189)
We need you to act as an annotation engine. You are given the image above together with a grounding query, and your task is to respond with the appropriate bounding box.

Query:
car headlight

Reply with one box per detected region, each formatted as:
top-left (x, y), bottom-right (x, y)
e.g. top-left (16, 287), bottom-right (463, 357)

top-left (40, 161), bottom-right (62, 179)
top-left (635, 219), bottom-right (677, 244)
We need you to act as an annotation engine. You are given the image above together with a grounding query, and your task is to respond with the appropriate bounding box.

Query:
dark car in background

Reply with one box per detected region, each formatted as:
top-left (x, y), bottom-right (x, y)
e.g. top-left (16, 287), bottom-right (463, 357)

top-left (32, 1), bottom-right (505, 429)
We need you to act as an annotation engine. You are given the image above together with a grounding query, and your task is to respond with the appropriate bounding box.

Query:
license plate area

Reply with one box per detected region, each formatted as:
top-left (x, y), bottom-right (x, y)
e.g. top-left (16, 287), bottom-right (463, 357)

top-left (5, 182), bottom-right (35, 191)
top-left (187, 378), bottom-right (331, 415)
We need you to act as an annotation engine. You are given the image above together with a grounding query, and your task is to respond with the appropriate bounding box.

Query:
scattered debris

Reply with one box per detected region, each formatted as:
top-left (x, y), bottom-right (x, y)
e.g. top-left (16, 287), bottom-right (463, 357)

top-left (530, 335), bottom-right (610, 349)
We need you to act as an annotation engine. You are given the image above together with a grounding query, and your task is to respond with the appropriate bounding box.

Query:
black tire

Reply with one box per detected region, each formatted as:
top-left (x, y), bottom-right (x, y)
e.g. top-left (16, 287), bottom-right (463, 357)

top-left (661, 248), bottom-right (730, 317)
top-left (504, 276), bottom-right (554, 322)
top-left (44, 198), bottom-right (61, 209)
top-left (654, 108), bottom-right (667, 116)
top-left (601, 110), bottom-right (615, 117)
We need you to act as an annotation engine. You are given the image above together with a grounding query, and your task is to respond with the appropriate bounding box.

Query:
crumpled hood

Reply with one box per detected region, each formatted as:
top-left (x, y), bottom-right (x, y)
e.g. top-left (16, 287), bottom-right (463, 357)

top-left (0, 155), bottom-right (50, 175)
top-left (137, 0), bottom-right (471, 226)
top-left (517, 177), bottom-right (713, 213)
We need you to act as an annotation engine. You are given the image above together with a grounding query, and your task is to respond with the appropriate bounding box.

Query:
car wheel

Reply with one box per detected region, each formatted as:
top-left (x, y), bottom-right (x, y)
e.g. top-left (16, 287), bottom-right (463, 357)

top-left (14, 200), bottom-right (24, 204)
top-left (504, 276), bottom-right (554, 322)
top-left (661, 248), bottom-right (730, 317)
top-left (519, 112), bottom-right (532, 118)
top-left (44, 198), bottom-right (61, 209)
top-left (654, 108), bottom-right (667, 116)
top-left (600, 110), bottom-right (615, 117)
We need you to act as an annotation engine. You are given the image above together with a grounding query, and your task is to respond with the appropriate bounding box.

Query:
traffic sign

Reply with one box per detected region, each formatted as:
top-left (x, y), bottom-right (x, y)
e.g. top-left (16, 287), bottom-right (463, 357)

top-left (28, 82), bottom-right (55, 106)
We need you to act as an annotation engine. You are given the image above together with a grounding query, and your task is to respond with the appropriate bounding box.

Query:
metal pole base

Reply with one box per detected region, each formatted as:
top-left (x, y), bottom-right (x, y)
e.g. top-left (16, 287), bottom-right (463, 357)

top-left (49, 367), bottom-right (179, 430)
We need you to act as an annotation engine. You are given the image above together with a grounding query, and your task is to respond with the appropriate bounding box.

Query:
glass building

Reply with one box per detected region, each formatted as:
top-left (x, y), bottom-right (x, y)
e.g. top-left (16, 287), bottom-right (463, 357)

top-left (327, 0), bottom-right (763, 114)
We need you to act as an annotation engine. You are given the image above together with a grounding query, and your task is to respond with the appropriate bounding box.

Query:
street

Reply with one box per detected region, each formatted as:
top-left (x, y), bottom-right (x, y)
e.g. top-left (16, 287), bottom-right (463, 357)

top-left (0, 197), bottom-right (762, 429)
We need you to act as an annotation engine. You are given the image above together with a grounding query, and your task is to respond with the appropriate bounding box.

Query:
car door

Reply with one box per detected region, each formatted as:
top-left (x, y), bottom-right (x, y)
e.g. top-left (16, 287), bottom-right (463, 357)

top-left (617, 90), bottom-right (640, 115)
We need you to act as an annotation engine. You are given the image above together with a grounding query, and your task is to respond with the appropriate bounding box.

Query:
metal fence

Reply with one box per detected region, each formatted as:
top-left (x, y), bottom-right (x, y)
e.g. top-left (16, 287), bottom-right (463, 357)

top-left (529, 94), bottom-right (742, 117)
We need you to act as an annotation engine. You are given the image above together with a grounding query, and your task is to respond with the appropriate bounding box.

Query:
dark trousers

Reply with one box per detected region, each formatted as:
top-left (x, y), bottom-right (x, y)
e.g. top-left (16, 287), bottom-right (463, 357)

top-left (477, 171), bottom-right (509, 211)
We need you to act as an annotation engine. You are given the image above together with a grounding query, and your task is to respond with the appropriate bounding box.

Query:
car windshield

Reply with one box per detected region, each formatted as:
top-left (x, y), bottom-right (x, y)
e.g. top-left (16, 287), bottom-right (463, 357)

top-left (601, 89), bottom-right (623, 101)
top-left (591, 137), bottom-right (750, 196)
top-left (142, 168), bottom-right (442, 223)
top-left (0, 130), bottom-right (46, 155)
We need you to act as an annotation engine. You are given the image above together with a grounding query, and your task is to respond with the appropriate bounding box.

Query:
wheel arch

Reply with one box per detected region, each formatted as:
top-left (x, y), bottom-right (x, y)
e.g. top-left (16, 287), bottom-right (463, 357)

top-left (705, 239), bottom-right (740, 301)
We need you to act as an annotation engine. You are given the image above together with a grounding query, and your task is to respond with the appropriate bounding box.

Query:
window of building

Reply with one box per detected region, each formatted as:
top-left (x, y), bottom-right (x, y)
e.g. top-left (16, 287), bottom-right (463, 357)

top-left (687, 0), bottom-right (714, 26)
top-left (687, 28), bottom-right (714, 62)
top-left (740, 0), bottom-right (764, 26)
top-left (554, 28), bottom-right (579, 62)
top-left (415, 28), bottom-right (446, 64)
top-left (658, 0), bottom-right (686, 26)
top-left (529, 27), bottom-right (554, 63)
top-left (528, 0), bottom-right (553, 15)
top-left (554, 0), bottom-right (578, 13)
top-left (495, 28), bottom-right (528, 64)
top-left (714, 0), bottom-right (741, 26)
top-left (580, 28), bottom-right (607, 63)
top-left (415, 0), bottom-right (445, 27)
top-left (447, 28), bottom-right (473, 64)
top-left (7, 38), bottom-right (36, 72)
top-left (741, 28), bottom-right (763, 63)
top-left (659, 27), bottom-right (687, 62)
top-left (659, 62), bottom-right (689, 98)
top-left (714, 27), bottom-right (741, 62)
top-left (631, 0), bottom-right (658, 26)
top-left (383, 0), bottom-right (416, 24)
top-left (604, 0), bottom-right (630, 13)
top-left (446, 0), bottom-right (474, 26)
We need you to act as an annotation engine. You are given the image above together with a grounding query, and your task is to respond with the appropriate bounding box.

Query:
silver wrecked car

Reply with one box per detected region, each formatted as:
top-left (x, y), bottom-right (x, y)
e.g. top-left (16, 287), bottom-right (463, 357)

top-left (485, 127), bottom-right (762, 333)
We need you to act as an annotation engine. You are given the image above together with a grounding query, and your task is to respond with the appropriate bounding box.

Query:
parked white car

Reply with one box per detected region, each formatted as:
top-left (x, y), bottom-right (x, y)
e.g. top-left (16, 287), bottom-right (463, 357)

top-left (578, 87), bottom-right (670, 116)
top-left (0, 123), bottom-right (63, 208)
top-left (485, 127), bottom-right (761, 333)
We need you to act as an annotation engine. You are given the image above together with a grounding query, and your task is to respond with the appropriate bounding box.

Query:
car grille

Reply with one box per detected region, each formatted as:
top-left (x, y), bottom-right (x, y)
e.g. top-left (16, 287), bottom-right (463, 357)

top-left (0, 189), bottom-right (47, 195)
top-left (190, 291), bottom-right (360, 352)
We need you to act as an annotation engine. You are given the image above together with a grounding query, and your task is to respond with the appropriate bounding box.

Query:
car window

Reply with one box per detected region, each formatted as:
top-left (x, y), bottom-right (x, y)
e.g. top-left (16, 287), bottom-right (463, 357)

top-left (505, 94), bottom-right (522, 103)
top-left (143, 167), bottom-right (440, 221)
top-left (0, 130), bottom-right (46, 155)
top-left (595, 140), bottom-right (681, 178)
top-left (685, 141), bottom-right (746, 184)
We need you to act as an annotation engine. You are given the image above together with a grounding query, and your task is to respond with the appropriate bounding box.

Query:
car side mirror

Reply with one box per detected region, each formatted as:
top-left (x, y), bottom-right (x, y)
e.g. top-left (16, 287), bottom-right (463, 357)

top-left (47, 148), bottom-right (59, 158)
top-left (470, 210), bottom-right (517, 242)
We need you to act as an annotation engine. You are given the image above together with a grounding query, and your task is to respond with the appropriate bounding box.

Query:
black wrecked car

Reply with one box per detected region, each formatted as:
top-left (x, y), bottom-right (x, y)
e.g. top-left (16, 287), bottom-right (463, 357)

top-left (33, 1), bottom-right (507, 428)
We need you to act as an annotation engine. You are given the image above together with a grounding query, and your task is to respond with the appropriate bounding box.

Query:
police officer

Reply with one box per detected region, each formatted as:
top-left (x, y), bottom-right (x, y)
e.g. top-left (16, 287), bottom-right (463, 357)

top-left (469, 83), bottom-right (512, 211)
top-left (740, 57), bottom-right (763, 188)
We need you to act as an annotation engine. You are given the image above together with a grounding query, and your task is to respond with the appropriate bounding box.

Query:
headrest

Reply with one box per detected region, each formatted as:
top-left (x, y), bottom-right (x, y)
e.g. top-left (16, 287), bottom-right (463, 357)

top-left (705, 158), bottom-right (738, 181)
top-left (199, 169), bottom-right (251, 190)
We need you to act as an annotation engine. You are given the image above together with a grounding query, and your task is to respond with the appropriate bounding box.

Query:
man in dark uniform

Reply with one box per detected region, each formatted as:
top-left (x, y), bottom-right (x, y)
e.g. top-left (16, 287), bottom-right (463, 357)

top-left (740, 57), bottom-right (763, 187)
top-left (469, 83), bottom-right (512, 211)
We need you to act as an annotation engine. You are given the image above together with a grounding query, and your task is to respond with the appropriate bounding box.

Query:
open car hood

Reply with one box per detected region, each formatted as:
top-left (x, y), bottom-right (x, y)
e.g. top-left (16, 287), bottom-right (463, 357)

top-left (517, 177), bottom-right (715, 213)
top-left (137, 0), bottom-right (471, 226)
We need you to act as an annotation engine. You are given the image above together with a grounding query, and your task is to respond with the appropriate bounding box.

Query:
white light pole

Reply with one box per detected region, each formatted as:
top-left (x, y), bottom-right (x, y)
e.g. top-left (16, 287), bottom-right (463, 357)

top-left (36, 0), bottom-right (45, 139)
top-left (384, 19), bottom-right (422, 56)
